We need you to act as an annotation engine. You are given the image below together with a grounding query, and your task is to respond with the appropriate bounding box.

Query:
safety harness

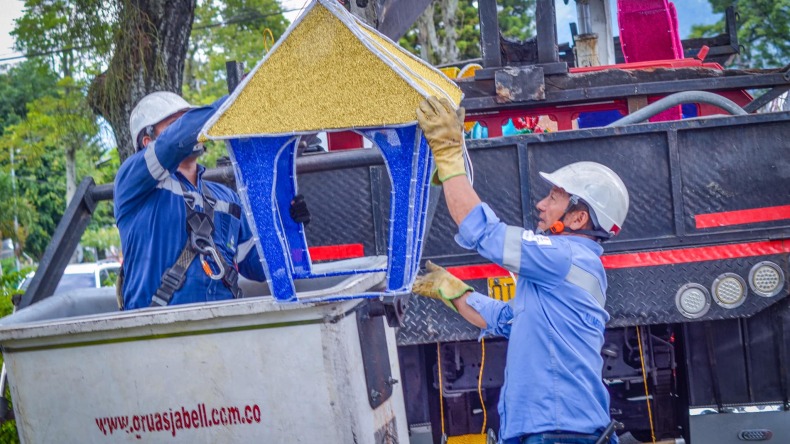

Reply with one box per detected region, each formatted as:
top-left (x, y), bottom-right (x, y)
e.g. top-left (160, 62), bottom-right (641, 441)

top-left (150, 180), bottom-right (243, 307)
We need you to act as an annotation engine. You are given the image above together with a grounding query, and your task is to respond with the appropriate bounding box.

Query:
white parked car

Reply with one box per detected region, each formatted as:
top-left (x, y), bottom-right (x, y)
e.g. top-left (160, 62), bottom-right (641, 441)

top-left (18, 261), bottom-right (121, 295)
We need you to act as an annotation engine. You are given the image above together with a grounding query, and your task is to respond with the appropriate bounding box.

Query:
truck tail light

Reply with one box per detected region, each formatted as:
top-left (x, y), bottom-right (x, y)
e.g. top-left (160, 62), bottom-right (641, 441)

top-left (675, 283), bottom-right (711, 319)
top-left (711, 273), bottom-right (747, 309)
top-left (748, 261), bottom-right (785, 298)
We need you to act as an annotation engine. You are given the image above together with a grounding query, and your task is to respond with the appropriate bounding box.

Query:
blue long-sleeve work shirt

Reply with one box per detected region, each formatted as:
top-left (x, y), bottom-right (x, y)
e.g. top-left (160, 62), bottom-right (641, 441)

top-left (456, 203), bottom-right (614, 443)
top-left (114, 97), bottom-right (266, 310)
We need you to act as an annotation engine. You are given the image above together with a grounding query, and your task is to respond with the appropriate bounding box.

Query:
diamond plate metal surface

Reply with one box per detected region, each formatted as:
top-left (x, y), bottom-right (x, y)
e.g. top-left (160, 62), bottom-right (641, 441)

top-left (397, 290), bottom-right (484, 345)
top-left (678, 121), bottom-right (790, 233)
top-left (398, 255), bottom-right (789, 344)
top-left (299, 167), bottom-right (377, 254)
top-left (606, 254), bottom-right (789, 327)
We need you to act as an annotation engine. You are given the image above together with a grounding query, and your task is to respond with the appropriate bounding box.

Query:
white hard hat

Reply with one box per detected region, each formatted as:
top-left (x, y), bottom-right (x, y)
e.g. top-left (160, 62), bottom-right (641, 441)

top-left (539, 161), bottom-right (629, 237)
top-left (129, 91), bottom-right (194, 150)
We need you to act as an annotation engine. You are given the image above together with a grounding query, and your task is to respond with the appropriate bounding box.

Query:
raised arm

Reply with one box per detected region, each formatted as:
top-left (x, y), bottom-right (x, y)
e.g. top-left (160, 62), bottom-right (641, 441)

top-left (115, 96), bottom-right (227, 221)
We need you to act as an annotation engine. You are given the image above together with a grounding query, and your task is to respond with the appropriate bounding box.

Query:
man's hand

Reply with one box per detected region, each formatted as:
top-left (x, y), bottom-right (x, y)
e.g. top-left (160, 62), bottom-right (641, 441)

top-left (290, 194), bottom-right (311, 225)
top-left (416, 96), bottom-right (467, 185)
top-left (412, 261), bottom-right (473, 311)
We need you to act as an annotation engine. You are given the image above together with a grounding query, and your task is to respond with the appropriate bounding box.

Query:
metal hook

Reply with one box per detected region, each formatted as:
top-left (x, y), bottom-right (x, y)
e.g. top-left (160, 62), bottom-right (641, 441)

top-left (200, 248), bottom-right (226, 280)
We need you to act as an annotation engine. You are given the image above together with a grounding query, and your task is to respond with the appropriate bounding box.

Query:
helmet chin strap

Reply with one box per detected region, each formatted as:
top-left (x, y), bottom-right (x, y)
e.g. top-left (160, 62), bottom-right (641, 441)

top-left (187, 143), bottom-right (206, 159)
top-left (547, 220), bottom-right (609, 239)
top-left (541, 200), bottom-right (611, 240)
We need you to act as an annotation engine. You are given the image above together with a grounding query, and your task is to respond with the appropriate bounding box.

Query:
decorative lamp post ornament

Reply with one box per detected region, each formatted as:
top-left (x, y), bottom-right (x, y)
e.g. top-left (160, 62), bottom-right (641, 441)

top-left (200, 0), bottom-right (463, 302)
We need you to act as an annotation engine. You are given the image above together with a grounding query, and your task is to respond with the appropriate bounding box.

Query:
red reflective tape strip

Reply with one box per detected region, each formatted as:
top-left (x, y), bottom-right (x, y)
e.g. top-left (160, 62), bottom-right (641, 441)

top-left (442, 240), bottom-right (789, 278)
top-left (695, 205), bottom-right (790, 229)
top-left (308, 244), bottom-right (364, 261)
top-left (446, 264), bottom-right (509, 280)
top-left (601, 240), bottom-right (790, 269)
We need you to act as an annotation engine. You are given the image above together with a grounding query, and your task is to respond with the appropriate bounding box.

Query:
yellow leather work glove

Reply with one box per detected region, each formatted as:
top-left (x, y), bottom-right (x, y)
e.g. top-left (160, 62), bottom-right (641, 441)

top-left (416, 96), bottom-right (467, 185)
top-left (412, 261), bottom-right (473, 312)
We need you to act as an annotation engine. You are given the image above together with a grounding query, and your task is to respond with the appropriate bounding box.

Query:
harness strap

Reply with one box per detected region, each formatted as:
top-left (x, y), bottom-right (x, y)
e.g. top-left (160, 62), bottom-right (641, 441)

top-left (201, 185), bottom-right (243, 300)
top-left (151, 239), bottom-right (196, 307)
top-left (150, 179), bottom-right (242, 307)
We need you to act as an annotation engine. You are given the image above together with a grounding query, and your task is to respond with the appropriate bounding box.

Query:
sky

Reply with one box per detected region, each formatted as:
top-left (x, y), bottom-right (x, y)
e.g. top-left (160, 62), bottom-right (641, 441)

top-left (0, 0), bottom-right (722, 66)
top-left (0, 0), bottom-right (24, 62)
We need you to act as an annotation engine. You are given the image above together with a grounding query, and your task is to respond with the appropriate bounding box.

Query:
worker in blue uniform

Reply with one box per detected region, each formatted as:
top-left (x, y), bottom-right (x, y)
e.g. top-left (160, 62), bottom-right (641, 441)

top-left (115, 92), bottom-right (310, 310)
top-left (413, 96), bottom-right (629, 444)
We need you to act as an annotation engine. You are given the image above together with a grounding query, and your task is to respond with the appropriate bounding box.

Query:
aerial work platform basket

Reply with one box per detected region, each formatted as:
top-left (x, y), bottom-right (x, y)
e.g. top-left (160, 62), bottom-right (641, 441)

top-left (0, 260), bottom-right (410, 443)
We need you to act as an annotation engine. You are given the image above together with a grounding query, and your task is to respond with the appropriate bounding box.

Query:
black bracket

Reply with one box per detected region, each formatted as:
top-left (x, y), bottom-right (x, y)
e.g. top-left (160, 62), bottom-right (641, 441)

top-left (366, 293), bottom-right (411, 328)
top-left (18, 177), bottom-right (99, 309)
top-left (357, 300), bottom-right (396, 409)
top-left (494, 66), bottom-right (546, 103)
top-left (225, 61), bottom-right (245, 94)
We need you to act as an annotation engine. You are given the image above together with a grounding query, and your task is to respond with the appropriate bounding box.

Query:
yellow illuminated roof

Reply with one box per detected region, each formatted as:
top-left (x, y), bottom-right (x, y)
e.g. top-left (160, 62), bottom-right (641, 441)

top-left (200, 0), bottom-right (462, 139)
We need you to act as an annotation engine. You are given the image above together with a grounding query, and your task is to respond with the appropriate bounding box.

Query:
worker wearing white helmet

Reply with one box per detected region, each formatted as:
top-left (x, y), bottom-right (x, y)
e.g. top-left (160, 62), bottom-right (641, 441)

top-left (115, 92), bottom-right (310, 310)
top-left (537, 161), bottom-right (629, 239)
top-left (129, 91), bottom-right (195, 152)
top-left (413, 96), bottom-right (627, 444)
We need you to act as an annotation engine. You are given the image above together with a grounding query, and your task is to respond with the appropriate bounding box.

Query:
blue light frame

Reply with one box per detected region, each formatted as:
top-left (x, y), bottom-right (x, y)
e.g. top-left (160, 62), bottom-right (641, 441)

top-left (228, 124), bottom-right (433, 302)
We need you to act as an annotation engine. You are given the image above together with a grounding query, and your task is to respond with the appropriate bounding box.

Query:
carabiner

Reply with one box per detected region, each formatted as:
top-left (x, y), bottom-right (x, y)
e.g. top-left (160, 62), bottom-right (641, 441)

top-left (200, 247), bottom-right (226, 280)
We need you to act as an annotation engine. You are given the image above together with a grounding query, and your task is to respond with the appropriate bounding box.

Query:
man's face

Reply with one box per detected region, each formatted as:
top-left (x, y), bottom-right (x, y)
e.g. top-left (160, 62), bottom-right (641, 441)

top-left (535, 186), bottom-right (571, 232)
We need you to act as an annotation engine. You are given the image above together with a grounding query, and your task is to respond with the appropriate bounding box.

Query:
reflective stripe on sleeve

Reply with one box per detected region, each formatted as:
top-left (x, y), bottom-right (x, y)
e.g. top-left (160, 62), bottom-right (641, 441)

top-left (502, 225), bottom-right (524, 273)
top-left (156, 177), bottom-right (183, 196)
top-left (236, 238), bottom-right (257, 262)
top-left (565, 264), bottom-right (606, 308)
top-left (144, 142), bottom-right (169, 182)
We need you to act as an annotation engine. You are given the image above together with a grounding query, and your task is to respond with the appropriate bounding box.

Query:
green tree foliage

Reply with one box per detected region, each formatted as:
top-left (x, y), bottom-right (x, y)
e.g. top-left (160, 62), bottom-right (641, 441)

top-left (0, 77), bottom-right (102, 204)
top-left (83, 148), bottom-right (120, 252)
top-left (184, 0), bottom-right (289, 167)
top-left (690, 0), bottom-right (790, 68)
top-left (0, 62), bottom-right (58, 136)
top-left (399, 0), bottom-right (536, 65)
top-left (0, 418), bottom-right (19, 444)
top-left (80, 226), bottom-right (121, 258)
top-left (11, 1), bottom-right (110, 207)
top-left (4, 0), bottom-right (290, 259)
top-left (0, 264), bottom-right (24, 444)
top-left (184, 0), bottom-right (289, 104)
top-left (0, 62), bottom-right (60, 259)
top-left (0, 172), bottom-right (36, 256)
top-left (0, 76), bottom-right (106, 258)
top-left (0, 267), bottom-right (31, 307)
top-left (12, 0), bottom-right (115, 77)
top-left (9, 2), bottom-right (122, 260)
top-left (89, 0), bottom-right (198, 161)
top-left (2, 143), bottom-right (66, 259)
top-left (497, 0), bottom-right (536, 40)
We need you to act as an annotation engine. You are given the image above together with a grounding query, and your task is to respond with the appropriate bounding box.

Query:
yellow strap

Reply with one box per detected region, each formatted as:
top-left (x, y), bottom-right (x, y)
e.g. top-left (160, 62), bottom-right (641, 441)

top-left (478, 338), bottom-right (487, 434)
top-left (636, 325), bottom-right (657, 443)
top-left (440, 340), bottom-right (490, 441)
top-left (447, 434), bottom-right (488, 444)
top-left (438, 342), bottom-right (446, 437)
